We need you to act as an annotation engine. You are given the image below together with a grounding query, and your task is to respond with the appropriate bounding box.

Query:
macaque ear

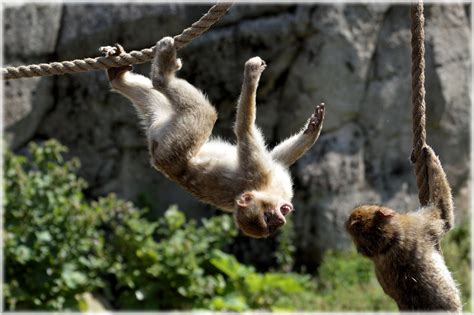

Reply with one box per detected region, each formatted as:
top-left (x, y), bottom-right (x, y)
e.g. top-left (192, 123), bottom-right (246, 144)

top-left (237, 192), bottom-right (253, 207)
top-left (375, 207), bottom-right (396, 219)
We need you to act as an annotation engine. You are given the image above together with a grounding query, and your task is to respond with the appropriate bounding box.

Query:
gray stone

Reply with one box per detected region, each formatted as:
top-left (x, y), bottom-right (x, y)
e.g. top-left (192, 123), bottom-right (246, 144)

top-left (4, 3), bottom-right (62, 58)
top-left (277, 4), bottom-right (387, 138)
top-left (57, 4), bottom-right (188, 60)
top-left (359, 6), bottom-right (415, 199)
top-left (219, 4), bottom-right (294, 26)
top-left (360, 4), bottom-right (471, 201)
top-left (293, 123), bottom-right (375, 265)
top-left (3, 3), bottom-right (62, 149)
top-left (424, 4), bottom-right (471, 188)
top-left (4, 76), bottom-right (55, 149)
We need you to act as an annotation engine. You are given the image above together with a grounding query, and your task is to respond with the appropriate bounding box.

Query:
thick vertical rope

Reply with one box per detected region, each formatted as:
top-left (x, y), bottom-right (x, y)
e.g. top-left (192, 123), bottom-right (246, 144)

top-left (410, 0), bottom-right (430, 206)
top-left (2, 2), bottom-right (233, 80)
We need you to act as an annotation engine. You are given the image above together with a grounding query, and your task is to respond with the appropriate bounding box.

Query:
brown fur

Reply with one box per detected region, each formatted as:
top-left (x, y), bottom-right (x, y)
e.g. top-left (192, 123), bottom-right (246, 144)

top-left (107, 37), bottom-right (325, 238)
top-left (346, 146), bottom-right (461, 311)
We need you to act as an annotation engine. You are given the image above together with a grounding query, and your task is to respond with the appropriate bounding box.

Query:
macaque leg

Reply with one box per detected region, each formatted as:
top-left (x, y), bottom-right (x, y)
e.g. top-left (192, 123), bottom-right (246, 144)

top-left (235, 57), bottom-right (271, 181)
top-left (423, 145), bottom-right (454, 232)
top-left (148, 37), bottom-right (217, 175)
top-left (271, 103), bottom-right (325, 167)
top-left (108, 73), bottom-right (171, 135)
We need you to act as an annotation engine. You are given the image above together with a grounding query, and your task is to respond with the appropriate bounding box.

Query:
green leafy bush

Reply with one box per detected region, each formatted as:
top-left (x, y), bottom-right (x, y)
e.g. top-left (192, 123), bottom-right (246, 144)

top-left (5, 139), bottom-right (471, 312)
top-left (103, 205), bottom-right (237, 309)
top-left (4, 139), bottom-right (311, 311)
top-left (312, 250), bottom-right (397, 311)
top-left (4, 140), bottom-right (106, 310)
top-left (4, 140), bottom-right (238, 310)
top-left (208, 249), bottom-right (314, 311)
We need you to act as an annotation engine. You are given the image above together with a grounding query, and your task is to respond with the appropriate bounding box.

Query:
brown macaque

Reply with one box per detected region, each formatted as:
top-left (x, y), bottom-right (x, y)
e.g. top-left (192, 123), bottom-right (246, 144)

top-left (106, 37), bottom-right (325, 238)
top-left (346, 145), bottom-right (462, 311)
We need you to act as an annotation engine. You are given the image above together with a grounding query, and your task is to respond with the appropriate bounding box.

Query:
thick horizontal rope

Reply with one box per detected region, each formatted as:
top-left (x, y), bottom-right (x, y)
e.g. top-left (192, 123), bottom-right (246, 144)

top-left (410, 0), bottom-right (429, 206)
top-left (2, 2), bottom-right (232, 80)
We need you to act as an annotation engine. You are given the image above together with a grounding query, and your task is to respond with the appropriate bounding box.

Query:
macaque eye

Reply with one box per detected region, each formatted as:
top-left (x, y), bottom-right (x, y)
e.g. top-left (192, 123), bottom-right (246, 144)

top-left (263, 212), bottom-right (270, 224)
top-left (280, 204), bottom-right (293, 216)
top-left (242, 192), bottom-right (253, 203)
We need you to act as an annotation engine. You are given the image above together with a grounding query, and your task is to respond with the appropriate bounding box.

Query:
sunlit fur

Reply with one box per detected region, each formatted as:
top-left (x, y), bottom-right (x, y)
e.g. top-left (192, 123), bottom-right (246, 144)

top-left (235, 191), bottom-right (290, 238)
top-left (108, 37), bottom-right (325, 238)
top-left (345, 146), bottom-right (461, 311)
top-left (346, 205), bottom-right (398, 257)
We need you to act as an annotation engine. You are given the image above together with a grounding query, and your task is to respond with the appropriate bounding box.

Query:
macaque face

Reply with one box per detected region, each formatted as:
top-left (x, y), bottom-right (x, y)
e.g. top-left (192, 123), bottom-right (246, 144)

top-left (234, 191), bottom-right (294, 238)
top-left (345, 205), bottom-right (396, 257)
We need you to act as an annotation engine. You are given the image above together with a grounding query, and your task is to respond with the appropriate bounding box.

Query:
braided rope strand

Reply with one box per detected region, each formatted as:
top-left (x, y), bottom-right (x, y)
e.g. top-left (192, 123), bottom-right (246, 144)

top-left (410, 0), bottom-right (429, 206)
top-left (2, 2), bottom-right (232, 80)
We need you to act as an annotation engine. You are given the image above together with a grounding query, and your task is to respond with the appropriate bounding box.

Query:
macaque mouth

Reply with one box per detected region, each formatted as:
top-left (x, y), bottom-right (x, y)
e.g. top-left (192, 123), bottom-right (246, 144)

top-left (264, 212), bottom-right (287, 236)
top-left (350, 219), bottom-right (360, 227)
top-left (267, 225), bottom-right (278, 235)
top-left (356, 246), bottom-right (369, 256)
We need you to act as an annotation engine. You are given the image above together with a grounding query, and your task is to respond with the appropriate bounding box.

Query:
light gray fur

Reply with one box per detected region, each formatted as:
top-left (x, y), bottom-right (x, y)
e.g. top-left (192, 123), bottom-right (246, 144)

top-left (108, 37), bottom-right (324, 236)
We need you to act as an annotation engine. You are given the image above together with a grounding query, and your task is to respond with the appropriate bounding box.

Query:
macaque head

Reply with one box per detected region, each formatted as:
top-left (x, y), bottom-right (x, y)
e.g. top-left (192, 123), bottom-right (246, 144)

top-left (345, 205), bottom-right (398, 257)
top-left (234, 191), bottom-right (294, 238)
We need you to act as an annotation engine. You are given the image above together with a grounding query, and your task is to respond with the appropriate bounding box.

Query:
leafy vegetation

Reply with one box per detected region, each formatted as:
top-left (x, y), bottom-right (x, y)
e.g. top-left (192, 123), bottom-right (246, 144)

top-left (312, 250), bottom-right (397, 311)
top-left (208, 249), bottom-right (314, 311)
top-left (4, 141), bottom-right (105, 310)
top-left (3, 140), bottom-right (311, 311)
top-left (4, 140), bottom-right (471, 312)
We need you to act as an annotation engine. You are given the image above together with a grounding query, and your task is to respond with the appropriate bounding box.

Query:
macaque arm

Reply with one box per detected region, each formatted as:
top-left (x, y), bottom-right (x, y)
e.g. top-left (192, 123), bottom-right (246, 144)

top-left (423, 145), bottom-right (454, 234)
top-left (271, 103), bottom-right (325, 167)
top-left (235, 57), bottom-right (272, 179)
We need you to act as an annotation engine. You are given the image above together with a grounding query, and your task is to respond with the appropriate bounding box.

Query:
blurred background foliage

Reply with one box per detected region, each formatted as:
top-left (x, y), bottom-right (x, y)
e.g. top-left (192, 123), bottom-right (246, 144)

top-left (4, 140), bottom-right (471, 311)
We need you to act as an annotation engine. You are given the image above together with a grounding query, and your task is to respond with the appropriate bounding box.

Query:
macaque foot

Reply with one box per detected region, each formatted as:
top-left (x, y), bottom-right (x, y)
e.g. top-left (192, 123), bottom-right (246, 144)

top-left (244, 56), bottom-right (266, 82)
top-left (100, 43), bottom-right (133, 81)
top-left (157, 36), bottom-right (175, 54)
top-left (422, 145), bottom-right (439, 172)
top-left (304, 103), bottom-right (325, 135)
top-left (156, 37), bottom-right (182, 72)
top-left (107, 65), bottom-right (133, 81)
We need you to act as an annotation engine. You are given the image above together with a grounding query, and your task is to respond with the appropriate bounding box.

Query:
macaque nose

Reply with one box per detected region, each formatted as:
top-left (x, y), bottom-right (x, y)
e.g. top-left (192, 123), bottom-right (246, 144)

top-left (272, 213), bottom-right (286, 226)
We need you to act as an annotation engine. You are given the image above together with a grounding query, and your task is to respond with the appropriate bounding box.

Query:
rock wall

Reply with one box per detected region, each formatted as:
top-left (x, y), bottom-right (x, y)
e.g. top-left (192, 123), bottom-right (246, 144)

top-left (4, 3), bottom-right (471, 269)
